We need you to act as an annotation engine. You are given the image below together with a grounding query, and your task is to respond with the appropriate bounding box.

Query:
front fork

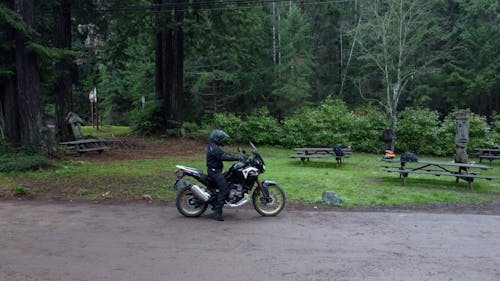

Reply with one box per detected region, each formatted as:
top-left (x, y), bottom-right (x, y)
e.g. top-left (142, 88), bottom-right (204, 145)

top-left (255, 179), bottom-right (272, 203)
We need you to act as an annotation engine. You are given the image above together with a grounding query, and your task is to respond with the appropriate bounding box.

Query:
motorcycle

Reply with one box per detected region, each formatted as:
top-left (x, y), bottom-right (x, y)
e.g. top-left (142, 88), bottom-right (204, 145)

top-left (173, 142), bottom-right (286, 217)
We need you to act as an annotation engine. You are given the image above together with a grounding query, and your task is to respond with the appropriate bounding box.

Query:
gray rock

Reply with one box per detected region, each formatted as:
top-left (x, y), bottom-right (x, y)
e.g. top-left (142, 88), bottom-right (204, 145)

top-left (322, 191), bottom-right (342, 206)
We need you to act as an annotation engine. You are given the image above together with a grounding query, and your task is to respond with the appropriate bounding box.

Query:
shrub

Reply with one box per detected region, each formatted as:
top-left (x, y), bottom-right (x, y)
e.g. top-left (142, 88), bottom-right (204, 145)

top-left (0, 153), bottom-right (50, 172)
top-left (468, 113), bottom-right (491, 149)
top-left (490, 113), bottom-right (500, 148)
top-left (310, 99), bottom-right (353, 146)
top-left (283, 99), bottom-right (353, 148)
top-left (13, 186), bottom-right (29, 197)
top-left (282, 116), bottom-right (309, 147)
top-left (130, 100), bottom-right (165, 136)
top-left (397, 108), bottom-right (444, 155)
top-left (239, 108), bottom-right (282, 145)
top-left (349, 106), bottom-right (389, 153)
top-left (207, 113), bottom-right (244, 143)
top-left (0, 139), bottom-right (9, 155)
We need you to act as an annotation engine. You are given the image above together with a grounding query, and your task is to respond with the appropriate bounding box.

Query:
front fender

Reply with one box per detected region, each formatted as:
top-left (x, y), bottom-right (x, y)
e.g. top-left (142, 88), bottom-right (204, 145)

top-left (261, 180), bottom-right (278, 197)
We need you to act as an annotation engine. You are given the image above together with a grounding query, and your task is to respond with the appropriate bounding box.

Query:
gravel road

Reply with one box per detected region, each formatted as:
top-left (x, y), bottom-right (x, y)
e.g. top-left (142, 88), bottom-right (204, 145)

top-left (1, 201), bottom-right (499, 281)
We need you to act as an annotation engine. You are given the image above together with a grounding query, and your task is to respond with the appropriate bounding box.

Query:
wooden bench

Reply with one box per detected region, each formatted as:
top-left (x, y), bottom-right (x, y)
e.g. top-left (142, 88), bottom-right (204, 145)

top-left (381, 159), bottom-right (495, 190)
top-left (291, 147), bottom-right (352, 165)
top-left (479, 155), bottom-right (500, 164)
top-left (475, 148), bottom-right (500, 164)
top-left (59, 139), bottom-right (110, 155)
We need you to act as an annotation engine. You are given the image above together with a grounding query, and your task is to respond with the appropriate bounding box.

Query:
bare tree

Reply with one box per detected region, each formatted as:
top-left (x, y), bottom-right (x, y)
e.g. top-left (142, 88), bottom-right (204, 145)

top-left (356, 0), bottom-right (444, 150)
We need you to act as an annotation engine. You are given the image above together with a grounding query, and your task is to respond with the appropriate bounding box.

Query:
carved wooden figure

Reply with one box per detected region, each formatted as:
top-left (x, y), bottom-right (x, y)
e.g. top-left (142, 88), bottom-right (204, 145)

top-left (454, 110), bottom-right (470, 164)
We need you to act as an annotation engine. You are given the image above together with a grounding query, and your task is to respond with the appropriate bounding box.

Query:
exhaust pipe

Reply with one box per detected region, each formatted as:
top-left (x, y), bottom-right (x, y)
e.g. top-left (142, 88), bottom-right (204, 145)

top-left (190, 184), bottom-right (211, 202)
top-left (226, 194), bottom-right (249, 207)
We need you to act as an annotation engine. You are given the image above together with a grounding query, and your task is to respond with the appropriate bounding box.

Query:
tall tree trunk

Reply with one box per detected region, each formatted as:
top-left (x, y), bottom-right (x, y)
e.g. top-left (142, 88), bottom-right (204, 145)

top-left (155, 0), bottom-right (184, 130)
top-left (170, 3), bottom-right (184, 125)
top-left (14, 0), bottom-right (46, 149)
top-left (0, 102), bottom-right (4, 141)
top-left (2, 79), bottom-right (20, 144)
top-left (54, 0), bottom-right (72, 141)
top-left (0, 4), bottom-right (20, 146)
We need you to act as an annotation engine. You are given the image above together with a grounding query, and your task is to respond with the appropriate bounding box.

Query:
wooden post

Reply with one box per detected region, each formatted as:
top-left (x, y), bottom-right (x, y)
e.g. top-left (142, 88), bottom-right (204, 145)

top-left (95, 99), bottom-right (99, 131)
top-left (90, 102), bottom-right (94, 127)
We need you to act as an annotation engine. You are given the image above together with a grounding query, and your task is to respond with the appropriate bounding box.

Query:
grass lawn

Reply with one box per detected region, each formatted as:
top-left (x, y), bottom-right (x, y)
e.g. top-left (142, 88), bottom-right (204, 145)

top-left (81, 125), bottom-right (132, 139)
top-left (1, 141), bottom-right (499, 207)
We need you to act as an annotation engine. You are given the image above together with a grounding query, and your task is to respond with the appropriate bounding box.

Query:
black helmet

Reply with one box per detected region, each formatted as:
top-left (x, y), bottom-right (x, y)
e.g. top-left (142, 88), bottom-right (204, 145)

top-left (210, 129), bottom-right (230, 145)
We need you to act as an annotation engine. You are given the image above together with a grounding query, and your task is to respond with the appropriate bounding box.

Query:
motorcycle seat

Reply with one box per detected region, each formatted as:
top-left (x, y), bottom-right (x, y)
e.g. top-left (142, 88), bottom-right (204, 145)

top-left (175, 165), bottom-right (215, 187)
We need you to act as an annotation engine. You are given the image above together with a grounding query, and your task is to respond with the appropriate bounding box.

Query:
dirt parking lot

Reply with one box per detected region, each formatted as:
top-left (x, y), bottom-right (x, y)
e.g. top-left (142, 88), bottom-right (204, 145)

top-left (1, 201), bottom-right (499, 281)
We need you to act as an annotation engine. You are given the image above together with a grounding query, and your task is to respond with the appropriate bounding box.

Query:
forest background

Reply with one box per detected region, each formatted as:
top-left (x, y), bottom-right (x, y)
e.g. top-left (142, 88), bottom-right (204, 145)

top-left (0, 0), bottom-right (499, 158)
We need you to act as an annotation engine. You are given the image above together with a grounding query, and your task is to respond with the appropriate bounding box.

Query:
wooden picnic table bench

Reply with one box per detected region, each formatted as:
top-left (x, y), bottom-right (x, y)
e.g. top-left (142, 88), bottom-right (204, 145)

top-left (381, 159), bottom-right (495, 191)
top-left (59, 139), bottom-right (111, 155)
top-left (474, 148), bottom-right (500, 164)
top-left (291, 147), bottom-right (352, 165)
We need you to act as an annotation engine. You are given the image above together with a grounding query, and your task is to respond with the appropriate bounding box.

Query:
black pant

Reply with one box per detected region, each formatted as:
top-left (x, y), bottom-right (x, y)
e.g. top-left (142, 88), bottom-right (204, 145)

top-left (208, 170), bottom-right (229, 213)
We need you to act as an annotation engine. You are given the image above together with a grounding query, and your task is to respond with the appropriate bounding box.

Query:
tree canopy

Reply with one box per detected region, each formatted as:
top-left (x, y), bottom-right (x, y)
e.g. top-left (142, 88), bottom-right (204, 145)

top-left (0, 0), bottom-right (498, 151)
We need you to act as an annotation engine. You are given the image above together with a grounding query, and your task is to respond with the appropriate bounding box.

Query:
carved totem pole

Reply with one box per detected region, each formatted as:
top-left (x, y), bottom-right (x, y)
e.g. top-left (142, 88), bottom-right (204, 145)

top-left (454, 110), bottom-right (470, 164)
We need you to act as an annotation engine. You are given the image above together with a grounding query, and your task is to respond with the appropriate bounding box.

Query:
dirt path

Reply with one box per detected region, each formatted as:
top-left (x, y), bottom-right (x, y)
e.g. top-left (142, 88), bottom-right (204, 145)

top-left (1, 201), bottom-right (499, 281)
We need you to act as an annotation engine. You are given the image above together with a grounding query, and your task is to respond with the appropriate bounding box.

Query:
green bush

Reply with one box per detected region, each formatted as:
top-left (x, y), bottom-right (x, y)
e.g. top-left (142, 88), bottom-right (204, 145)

top-left (467, 112), bottom-right (491, 150)
top-left (282, 99), bottom-right (353, 148)
top-left (210, 113), bottom-right (244, 143)
top-left (281, 115), bottom-right (309, 148)
top-left (0, 153), bottom-right (50, 172)
top-left (130, 100), bottom-right (165, 136)
top-left (239, 108), bottom-right (282, 145)
top-left (310, 99), bottom-right (353, 146)
top-left (0, 139), bottom-right (9, 155)
top-left (181, 122), bottom-right (212, 141)
top-left (349, 106), bottom-right (389, 153)
top-left (397, 108), bottom-right (444, 155)
top-left (180, 102), bottom-right (498, 156)
top-left (13, 186), bottom-right (29, 197)
top-left (490, 113), bottom-right (500, 148)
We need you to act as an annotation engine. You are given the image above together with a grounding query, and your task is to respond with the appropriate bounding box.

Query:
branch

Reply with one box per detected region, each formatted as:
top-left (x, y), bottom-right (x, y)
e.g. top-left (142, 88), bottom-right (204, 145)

top-left (339, 16), bottom-right (362, 97)
top-left (358, 80), bottom-right (388, 111)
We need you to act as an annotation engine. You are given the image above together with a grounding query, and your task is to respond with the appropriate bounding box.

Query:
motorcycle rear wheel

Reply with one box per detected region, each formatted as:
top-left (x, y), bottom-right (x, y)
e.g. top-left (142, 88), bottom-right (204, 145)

top-left (252, 184), bottom-right (286, 216)
top-left (176, 186), bottom-right (208, 217)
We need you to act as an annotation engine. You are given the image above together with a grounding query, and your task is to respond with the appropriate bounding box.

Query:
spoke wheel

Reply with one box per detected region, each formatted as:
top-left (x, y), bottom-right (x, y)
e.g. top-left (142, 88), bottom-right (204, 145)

top-left (252, 184), bottom-right (286, 216)
top-left (176, 186), bottom-right (208, 217)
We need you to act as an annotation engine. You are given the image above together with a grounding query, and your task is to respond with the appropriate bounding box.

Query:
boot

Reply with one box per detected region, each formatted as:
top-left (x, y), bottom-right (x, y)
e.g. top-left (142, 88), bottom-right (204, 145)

top-left (214, 212), bottom-right (224, 221)
top-left (213, 207), bottom-right (224, 221)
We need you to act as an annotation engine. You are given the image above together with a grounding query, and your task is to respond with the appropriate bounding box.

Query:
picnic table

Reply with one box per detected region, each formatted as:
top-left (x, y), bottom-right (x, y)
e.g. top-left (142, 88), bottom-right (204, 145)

top-left (381, 159), bottom-right (496, 190)
top-left (290, 147), bottom-right (352, 165)
top-left (474, 148), bottom-right (500, 164)
top-left (59, 139), bottom-right (111, 155)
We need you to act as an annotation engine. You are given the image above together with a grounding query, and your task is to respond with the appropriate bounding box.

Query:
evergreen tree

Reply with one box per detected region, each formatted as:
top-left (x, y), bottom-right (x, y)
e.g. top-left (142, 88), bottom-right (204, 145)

top-left (303, 1), bottom-right (343, 102)
top-left (184, 3), bottom-right (271, 119)
top-left (272, 3), bottom-right (313, 120)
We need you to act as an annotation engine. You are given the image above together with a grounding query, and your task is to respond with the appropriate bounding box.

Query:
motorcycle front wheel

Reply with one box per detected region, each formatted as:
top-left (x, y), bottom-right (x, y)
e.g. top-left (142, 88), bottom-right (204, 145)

top-left (176, 186), bottom-right (208, 217)
top-left (252, 184), bottom-right (286, 216)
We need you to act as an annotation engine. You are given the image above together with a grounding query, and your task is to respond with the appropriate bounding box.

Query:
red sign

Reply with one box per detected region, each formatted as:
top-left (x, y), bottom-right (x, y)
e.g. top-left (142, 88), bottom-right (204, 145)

top-left (89, 91), bottom-right (94, 103)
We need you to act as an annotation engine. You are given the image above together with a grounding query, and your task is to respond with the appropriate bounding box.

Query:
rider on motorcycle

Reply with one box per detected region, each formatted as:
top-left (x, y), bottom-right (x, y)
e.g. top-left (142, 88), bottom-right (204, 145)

top-left (207, 129), bottom-right (242, 221)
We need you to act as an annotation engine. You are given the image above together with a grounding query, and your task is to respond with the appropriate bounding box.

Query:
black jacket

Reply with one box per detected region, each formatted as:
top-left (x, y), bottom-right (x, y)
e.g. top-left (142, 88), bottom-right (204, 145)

top-left (206, 142), bottom-right (240, 171)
